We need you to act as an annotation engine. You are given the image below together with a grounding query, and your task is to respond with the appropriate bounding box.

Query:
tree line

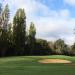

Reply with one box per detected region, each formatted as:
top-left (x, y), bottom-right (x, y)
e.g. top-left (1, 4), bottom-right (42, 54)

top-left (0, 4), bottom-right (75, 57)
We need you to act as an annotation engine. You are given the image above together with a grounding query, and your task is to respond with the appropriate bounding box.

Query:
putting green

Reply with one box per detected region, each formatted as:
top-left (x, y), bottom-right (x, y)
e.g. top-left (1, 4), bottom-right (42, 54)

top-left (0, 55), bottom-right (75, 75)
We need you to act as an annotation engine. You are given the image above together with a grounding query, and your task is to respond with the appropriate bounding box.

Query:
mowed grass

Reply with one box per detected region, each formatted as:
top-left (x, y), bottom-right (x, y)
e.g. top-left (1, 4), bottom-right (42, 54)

top-left (0, 55), bottom-right (75, 75)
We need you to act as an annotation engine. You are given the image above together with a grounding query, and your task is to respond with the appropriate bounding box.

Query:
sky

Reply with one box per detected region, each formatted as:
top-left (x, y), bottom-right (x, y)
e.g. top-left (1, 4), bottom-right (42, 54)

top-left (2, 0), bottom-right (75, 45)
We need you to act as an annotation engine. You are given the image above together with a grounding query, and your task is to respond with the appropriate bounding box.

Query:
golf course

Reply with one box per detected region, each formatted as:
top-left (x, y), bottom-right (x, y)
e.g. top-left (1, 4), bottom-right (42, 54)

top-left (0, 55), bottom-right (75, 75)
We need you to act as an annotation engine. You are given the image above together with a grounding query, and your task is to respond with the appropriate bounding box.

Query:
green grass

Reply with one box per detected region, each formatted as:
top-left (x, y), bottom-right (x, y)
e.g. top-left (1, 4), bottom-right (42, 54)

top-left (0, 55), bottom-right (75, 75)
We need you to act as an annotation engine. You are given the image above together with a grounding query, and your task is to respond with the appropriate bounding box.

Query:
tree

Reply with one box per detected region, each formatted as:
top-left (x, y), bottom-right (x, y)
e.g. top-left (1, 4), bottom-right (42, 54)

top-left (48, 41), bottom-right (55, 54)
top-left (62, 44), bottom-right (71, 55)
top-left (70, 43), bottom-right (75, 55)
top-left (6, 23), bottom-right (14, 56)
top-left (28, 22), bottom-right (36, 55)
top-left (36, 39), bottom-right (51, 55)
top-left (0, 3), bottom-right (2, 14)
top-left (13, 8), bottom-right (26, 55)
top-left (54, 39), bottom-right (65, 54)
top-left (0, 4), bottom-right (9, 57)
top-left (0, 2), bottom-right (2, 27)
top-left (0, 1), bottom-right (2, 41)
top-left (1, 4), bottom-right (9, 30)
top-left (29, 22), bottom-right (36, 38)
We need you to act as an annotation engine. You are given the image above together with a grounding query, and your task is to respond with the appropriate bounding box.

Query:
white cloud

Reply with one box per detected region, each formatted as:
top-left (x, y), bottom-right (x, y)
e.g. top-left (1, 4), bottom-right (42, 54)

top-left (35, 17), bottom-right (75, 45)
top-left (3, 0), bottom-right (75, 45)
top-left (64, 0), bottom-right (75, 6)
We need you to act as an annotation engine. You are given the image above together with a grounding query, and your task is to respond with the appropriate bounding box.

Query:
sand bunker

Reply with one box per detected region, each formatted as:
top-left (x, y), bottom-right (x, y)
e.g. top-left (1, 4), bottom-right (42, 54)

top-left (38, 59), bottom-right (71, 64)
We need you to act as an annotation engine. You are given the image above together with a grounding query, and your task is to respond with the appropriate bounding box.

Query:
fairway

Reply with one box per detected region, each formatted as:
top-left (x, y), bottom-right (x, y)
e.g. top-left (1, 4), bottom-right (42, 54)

top-left (0, 55), bottom-right (75, 75)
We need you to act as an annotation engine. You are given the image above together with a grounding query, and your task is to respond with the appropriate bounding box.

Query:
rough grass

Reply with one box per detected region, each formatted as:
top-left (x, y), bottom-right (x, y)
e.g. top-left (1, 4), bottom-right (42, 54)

top-left (0, 55), bottom-right (75, 75)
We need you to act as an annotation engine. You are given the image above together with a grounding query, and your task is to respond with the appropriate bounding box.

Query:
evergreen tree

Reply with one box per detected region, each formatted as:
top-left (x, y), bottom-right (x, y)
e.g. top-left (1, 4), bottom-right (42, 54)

top-left (0, 2), bottom-right (2, 27)
top-left (1, 4), bottom-right (9, 30)
top-left (13, 8), bottom-right (26, 55)
top-left (7, 23), bottom-right (13, 48)
top-left (0, 3), bottom-right (2, 14)
top-left (0, 4), bottom-right (9, 57)
top-left (28, 22), bottom-right (36, 55)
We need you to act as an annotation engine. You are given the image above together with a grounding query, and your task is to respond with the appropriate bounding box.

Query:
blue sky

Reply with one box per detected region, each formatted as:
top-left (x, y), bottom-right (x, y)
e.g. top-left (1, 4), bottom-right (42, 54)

top-left (2, 0), bottom-right (75, 45)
